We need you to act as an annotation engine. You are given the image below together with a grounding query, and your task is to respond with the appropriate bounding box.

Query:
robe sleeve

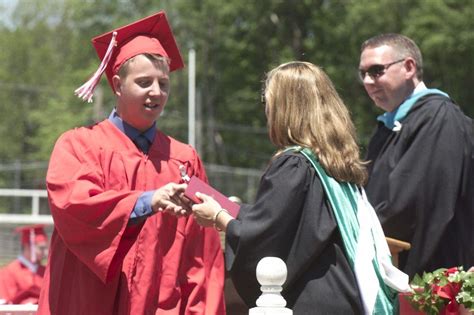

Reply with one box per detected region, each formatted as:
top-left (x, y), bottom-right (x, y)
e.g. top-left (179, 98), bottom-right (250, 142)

top-left (368, 99), bottom-right (471, 274)
top-left (177, 154), bottom-right (226, 314)
top-left (46, 130), bottom-right (142, 283)
top-left (0, 263), bottom-right (16, 303)
top-left (224, 154), bottom-right (328, 307)
top-left (0, 261), bottom-right (42, 304)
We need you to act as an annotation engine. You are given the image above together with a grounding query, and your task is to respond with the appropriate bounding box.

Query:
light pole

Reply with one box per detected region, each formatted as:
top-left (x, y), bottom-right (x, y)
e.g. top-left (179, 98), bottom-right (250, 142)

top-left (188, 48), bottom-right (196, 148)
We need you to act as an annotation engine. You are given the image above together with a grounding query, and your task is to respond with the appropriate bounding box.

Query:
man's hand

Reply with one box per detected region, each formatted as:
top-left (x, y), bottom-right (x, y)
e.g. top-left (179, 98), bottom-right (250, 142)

top-left (152, 183), bottom-right (190, 216)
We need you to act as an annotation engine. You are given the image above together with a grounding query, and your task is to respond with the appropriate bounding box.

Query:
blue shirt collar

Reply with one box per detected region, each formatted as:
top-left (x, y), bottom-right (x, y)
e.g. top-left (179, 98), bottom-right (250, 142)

top-left (18, 254), bottom-right (39, 273)
top-left (108, 108), bottom-right (156, 143)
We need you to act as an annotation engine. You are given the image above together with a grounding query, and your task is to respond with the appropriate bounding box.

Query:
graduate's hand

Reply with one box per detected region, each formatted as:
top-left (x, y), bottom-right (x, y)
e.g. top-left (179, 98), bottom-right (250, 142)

top-left (191, 192), bottom-right (222, 227)
top-left (152, 183), bottom-right (189, 216)
top-left (176, 193), bottom-right (194, 214)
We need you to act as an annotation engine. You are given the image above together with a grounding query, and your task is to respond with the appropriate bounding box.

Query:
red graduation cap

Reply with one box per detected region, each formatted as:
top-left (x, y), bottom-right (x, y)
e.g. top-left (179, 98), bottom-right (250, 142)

top-left (15, 224), bottom-right (47, 246)
top-left (75, 11), bottom-right (184, 102)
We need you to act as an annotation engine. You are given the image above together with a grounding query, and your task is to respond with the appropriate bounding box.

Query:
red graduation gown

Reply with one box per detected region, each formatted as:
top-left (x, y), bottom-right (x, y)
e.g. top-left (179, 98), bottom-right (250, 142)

top-left (0, 259), bottom-right (45, 304)
top-left (37, 120), bottom-right (225, 315)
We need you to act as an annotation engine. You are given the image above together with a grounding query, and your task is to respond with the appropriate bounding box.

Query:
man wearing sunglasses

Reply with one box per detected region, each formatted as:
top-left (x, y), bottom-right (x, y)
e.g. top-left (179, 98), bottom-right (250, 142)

top-left (359, 33), bottom-right (474, 279)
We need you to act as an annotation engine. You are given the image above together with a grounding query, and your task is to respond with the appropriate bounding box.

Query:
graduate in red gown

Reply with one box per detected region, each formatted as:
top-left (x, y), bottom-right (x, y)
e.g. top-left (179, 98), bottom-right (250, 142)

top-left (37, 11), bottom-right (225, 315)
top-left (0, 225), bottom-right (49, 305)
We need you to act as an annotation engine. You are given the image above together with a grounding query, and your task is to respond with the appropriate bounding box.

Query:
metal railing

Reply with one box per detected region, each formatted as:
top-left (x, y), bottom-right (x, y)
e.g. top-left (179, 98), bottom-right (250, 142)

top-left (0, 162), bottom-right (262, 228)
top-left (0, 189), bottom-right (52, 224)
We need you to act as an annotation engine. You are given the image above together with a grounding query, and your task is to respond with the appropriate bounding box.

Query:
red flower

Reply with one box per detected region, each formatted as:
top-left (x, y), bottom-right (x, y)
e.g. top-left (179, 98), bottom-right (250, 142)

top-left (445, 267), bottom-right (459, 276)
top-left (406, 266), bottom-right (473, 314)
top-left (435, 282), bottom-right (462, 315)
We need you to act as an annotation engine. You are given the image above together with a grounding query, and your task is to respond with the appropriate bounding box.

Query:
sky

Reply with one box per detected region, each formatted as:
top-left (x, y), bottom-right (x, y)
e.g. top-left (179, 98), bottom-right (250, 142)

top-left (0, 0), bottom-right (18, 28)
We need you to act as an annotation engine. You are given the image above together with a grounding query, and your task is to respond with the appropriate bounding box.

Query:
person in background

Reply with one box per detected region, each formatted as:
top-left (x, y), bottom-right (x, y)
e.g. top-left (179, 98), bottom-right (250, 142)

top-left (37, 11), bottom-right (225, 315)
top-left (0, 224), bottom-right (49, 304)
top-left (192, 61), bottom-right (410, 314)
top-left (359, 33), bottom-right (474, 278)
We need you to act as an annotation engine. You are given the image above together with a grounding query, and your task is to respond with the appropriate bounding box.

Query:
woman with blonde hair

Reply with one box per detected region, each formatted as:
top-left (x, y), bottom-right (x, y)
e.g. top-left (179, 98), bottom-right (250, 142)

top-left (192, 61), bottom-right (409, 314)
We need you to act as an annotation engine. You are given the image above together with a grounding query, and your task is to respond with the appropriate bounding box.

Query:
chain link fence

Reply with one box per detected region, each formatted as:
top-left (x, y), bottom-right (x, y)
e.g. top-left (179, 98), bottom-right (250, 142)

top-left (0, 161), bottom-right (263, 266)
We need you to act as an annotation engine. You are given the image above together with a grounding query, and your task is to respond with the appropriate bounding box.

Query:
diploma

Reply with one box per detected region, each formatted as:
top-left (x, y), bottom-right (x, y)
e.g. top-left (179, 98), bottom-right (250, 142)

top-left (184, 175), bottom-right (240, 218)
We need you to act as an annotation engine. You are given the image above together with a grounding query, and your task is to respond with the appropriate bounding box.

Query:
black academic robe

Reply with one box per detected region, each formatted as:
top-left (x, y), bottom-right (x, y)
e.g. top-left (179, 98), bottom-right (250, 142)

top-left (365, 94), bottom-right (474, 278)
top-left (225, 151), bottom-right (364, 314)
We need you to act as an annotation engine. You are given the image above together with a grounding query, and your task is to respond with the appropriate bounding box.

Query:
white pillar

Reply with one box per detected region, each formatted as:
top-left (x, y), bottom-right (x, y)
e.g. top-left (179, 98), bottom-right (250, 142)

top-left (188, 48), bottom-right (196, 148)
top-left (249, 257), bottom-right (293, 315)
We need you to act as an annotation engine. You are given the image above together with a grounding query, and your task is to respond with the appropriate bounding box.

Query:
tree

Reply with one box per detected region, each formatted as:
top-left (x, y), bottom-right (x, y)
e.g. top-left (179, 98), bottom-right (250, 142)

top-left (0, 0), bottom-right (473, 190)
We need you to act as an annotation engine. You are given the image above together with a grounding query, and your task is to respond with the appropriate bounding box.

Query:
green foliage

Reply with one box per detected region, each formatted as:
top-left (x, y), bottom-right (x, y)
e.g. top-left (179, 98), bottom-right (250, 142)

top-left (405, 0), bottom-right (474, 116)
top-left (408, 267), bottom-right (474, 314)
top-left (459, 271), bottom-right (474, 310)
top-left (0, 0), bottom-right (473, 188)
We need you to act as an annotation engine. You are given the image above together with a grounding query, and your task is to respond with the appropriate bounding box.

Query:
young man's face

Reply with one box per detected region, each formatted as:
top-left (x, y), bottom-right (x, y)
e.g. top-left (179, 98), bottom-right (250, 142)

top-left (24, 241), bottom-right (48, 264)
top-left (359, 45), bottom-right (412, 112)
top-left (114, 54), bottom-right (170, 131)
top-left (35, 242), bottom-right (48, 264)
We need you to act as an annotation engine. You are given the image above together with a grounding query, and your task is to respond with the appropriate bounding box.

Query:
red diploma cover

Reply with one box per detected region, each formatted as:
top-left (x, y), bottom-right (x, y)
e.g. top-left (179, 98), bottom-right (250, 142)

top-left (184, 176), bottom-right (240, 218)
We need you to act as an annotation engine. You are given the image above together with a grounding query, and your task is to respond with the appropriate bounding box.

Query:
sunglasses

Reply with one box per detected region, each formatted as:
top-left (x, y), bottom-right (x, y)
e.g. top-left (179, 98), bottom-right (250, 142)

top-left (358, 58), bottom-right (405, 81)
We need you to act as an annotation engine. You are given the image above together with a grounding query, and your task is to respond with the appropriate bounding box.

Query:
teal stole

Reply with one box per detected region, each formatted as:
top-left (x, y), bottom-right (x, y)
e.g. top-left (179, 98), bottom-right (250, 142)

top-left (286, 146), bottom-right (409, 314)
top-left (377, 89), bottom-right (449, 130)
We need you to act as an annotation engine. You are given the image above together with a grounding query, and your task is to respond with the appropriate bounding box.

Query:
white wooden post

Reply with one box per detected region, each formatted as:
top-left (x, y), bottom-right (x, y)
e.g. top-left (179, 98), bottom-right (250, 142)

top-left (249, 257), bottom-right (292, 315)
top-left (0, 304), bottom-right (38, 314)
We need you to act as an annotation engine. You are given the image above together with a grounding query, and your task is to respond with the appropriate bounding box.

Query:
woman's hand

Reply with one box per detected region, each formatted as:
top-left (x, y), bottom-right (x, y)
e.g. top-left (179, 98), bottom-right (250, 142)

top-left (192, 192), bottom-right (234, 231)
top-left (191, 192), bottom-right (222, 227)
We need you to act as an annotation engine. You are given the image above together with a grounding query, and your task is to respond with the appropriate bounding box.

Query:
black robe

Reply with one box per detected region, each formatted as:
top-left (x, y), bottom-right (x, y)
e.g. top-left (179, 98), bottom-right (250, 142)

top-left (225, 151), bottom-right (364, 314)
top-left (365, 94), bottom-right (474, 278)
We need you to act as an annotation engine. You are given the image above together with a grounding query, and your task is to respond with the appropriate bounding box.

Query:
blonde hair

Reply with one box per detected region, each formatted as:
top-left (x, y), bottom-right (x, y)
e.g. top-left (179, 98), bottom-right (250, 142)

top-left (118, 53), bottom-right (170, 78)
top-left (264, 61), bottom-right (367, 185)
